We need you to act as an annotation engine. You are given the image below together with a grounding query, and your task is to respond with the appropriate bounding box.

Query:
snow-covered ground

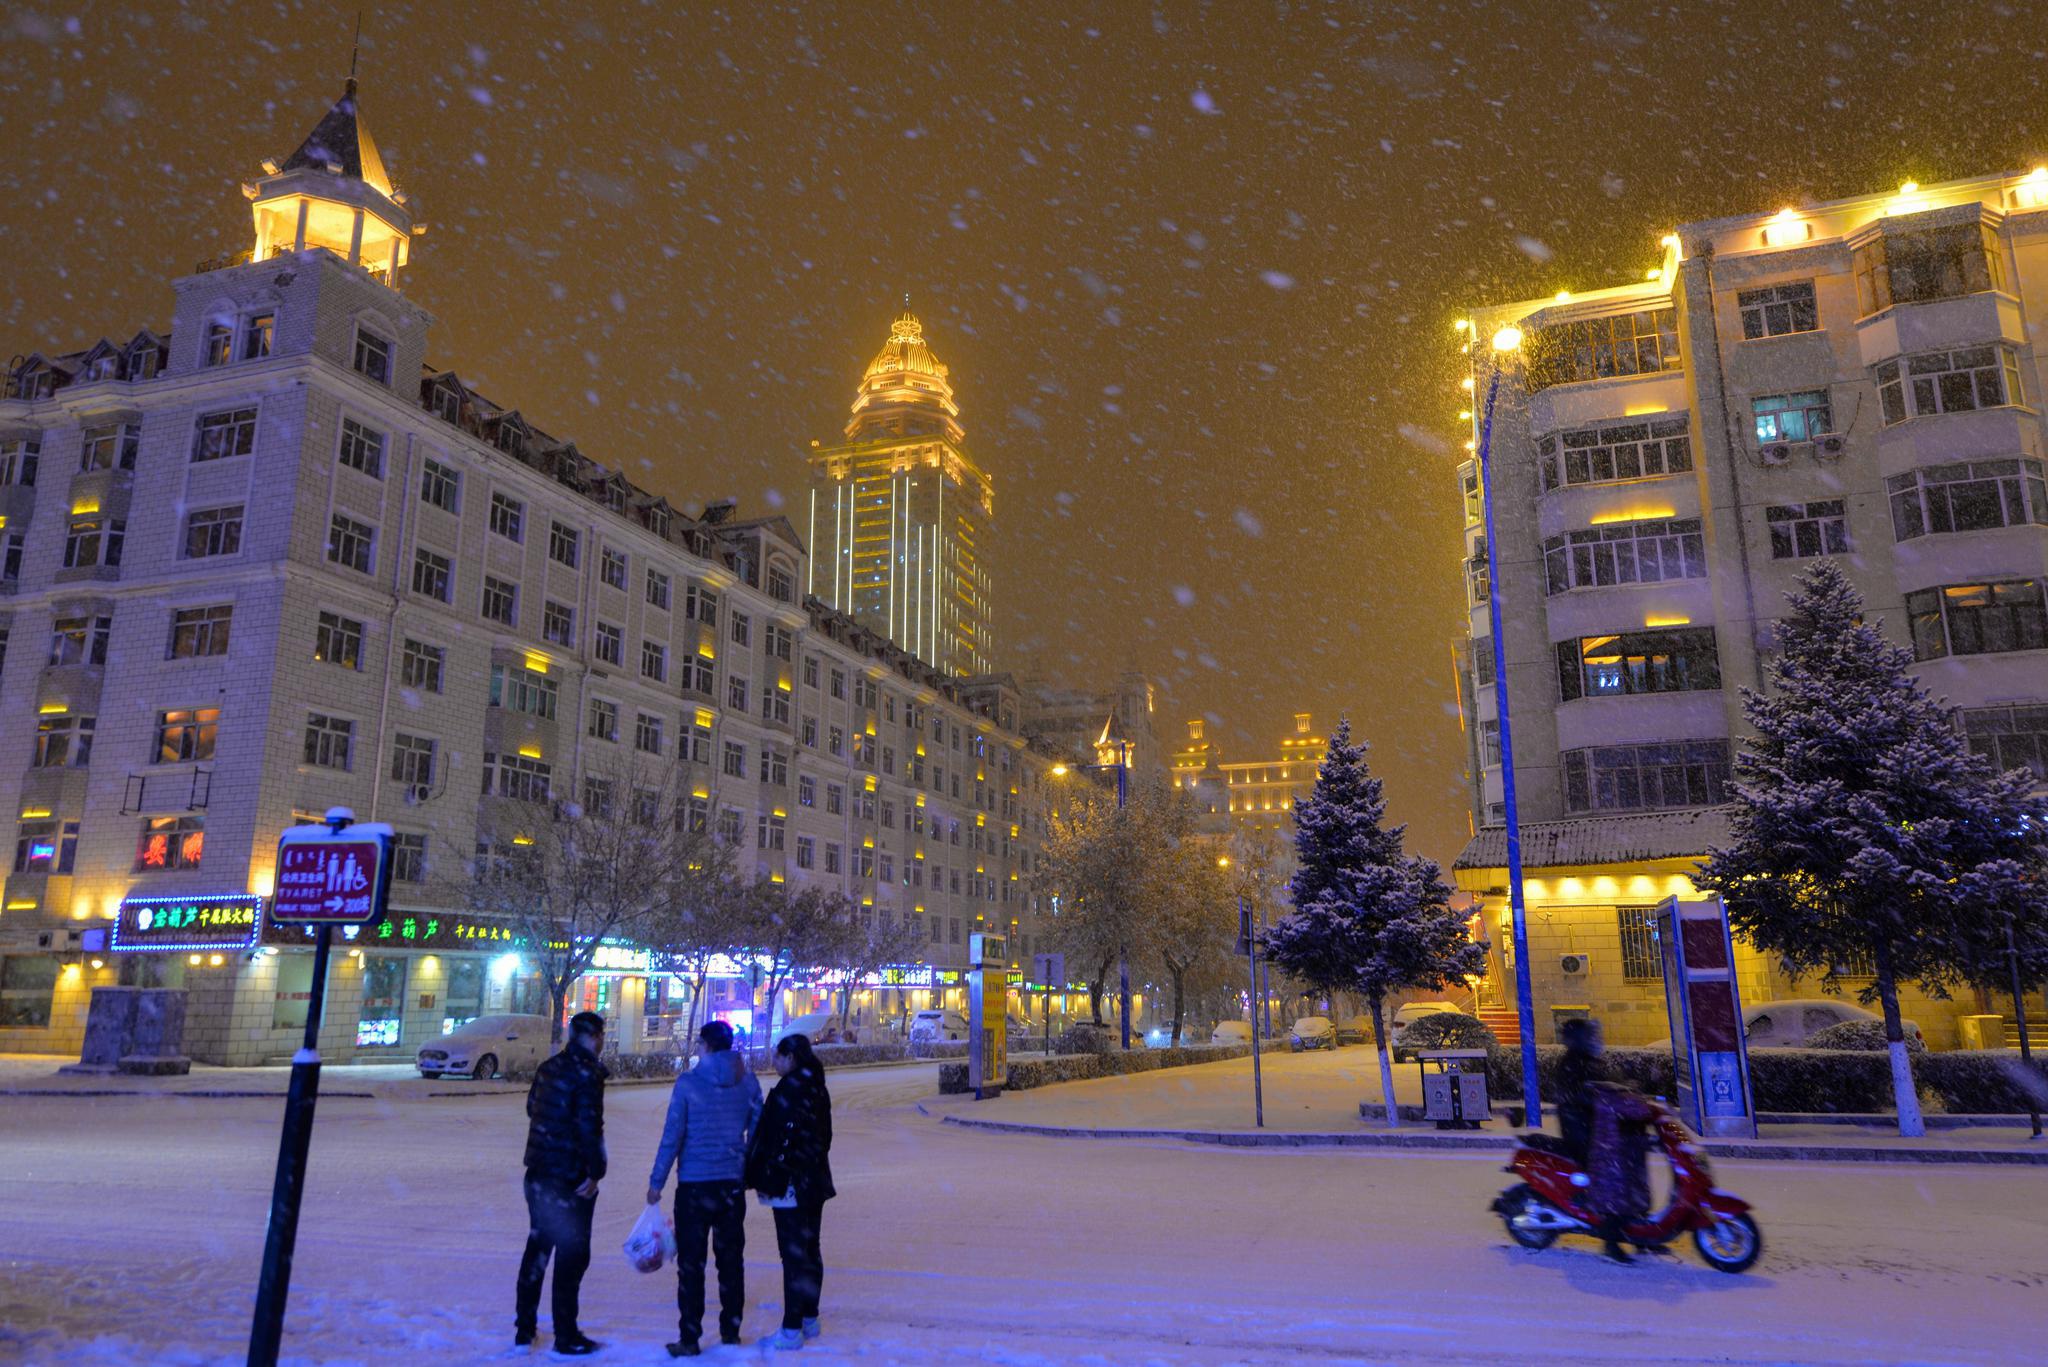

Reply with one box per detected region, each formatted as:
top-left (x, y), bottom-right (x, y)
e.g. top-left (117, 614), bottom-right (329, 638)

top-left (3, 1059), bottom-right (2045, 1365)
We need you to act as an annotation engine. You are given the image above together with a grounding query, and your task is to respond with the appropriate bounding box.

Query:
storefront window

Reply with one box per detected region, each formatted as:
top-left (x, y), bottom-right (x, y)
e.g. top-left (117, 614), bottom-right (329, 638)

top-left (358, 955), bottom-right (407, 1047)
top-left (442, 958), bottom-right (484, 1033)
top-left (0, 954), bottom-right (59, 1028)
top-left (273, 953), bottom-right (315, 1031)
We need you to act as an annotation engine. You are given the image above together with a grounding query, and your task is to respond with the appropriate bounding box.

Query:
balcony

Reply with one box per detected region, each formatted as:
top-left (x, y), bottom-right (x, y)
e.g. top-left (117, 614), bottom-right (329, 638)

top-left (1857, 290), bottom-right (2025, 370)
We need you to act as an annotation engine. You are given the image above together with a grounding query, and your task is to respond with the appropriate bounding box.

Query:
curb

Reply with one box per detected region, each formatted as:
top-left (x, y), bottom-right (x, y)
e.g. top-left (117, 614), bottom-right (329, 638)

top-left (919, 1106), bottom-right (2048, 1165)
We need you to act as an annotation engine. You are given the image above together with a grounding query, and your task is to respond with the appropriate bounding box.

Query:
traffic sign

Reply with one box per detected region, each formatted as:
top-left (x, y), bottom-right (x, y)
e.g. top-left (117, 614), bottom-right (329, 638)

top-left (1031, 951), bottom-right (1064, 987)
top-left (270, 824), bottom-right (393, 925)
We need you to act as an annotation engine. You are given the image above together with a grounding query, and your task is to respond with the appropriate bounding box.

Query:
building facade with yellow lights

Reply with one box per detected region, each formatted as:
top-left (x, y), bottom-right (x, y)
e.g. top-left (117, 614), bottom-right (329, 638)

top-left (0, 81), bottom-right (1071, 1063)
top-left (806, 310), bottom-right (995, 678)
top-left (1452, 167), bottom-right (2048, 1048)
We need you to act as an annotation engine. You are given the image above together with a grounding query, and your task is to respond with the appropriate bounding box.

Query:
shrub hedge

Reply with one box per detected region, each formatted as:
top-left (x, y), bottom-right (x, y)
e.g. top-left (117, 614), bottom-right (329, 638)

top-left (1805, 1019), bottom-right (1925, 1054)
top-left (910, 1040), bottom-right (969, 1060)
top-left (937, 1042), bottom-right (1251, 1095)
top-left (810, 1042), bottom-right (910, 1067)
top-left (1392, 1012), bottom-right (1497, 1060)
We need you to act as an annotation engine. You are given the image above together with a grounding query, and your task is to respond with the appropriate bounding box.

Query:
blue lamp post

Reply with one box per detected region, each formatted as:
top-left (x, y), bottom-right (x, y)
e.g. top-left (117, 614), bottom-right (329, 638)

top-left (1475, 323), bottom-right (1543, 1126)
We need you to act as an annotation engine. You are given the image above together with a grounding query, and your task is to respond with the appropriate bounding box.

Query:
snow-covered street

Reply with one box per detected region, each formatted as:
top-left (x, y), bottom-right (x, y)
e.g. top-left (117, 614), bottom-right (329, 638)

top-left (3, 1060), bottom-right (2046, 1365)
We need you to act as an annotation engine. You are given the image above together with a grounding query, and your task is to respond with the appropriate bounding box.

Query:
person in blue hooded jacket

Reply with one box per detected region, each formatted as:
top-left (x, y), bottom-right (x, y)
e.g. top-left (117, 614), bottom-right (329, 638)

top-left (646, 1020), bottom-right (763, 1357)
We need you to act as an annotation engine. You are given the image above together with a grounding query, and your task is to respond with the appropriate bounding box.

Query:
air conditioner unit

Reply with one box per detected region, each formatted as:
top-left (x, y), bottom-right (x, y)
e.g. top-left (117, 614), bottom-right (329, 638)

top-left (1559, 952), bottom-right (1590, 975)
top-left (1814, 432), bottom-right (1848, 458)
top-left (1760, 442), bottom-right (1793, 466)
top-left (35, 931), bottom-right (56, 950)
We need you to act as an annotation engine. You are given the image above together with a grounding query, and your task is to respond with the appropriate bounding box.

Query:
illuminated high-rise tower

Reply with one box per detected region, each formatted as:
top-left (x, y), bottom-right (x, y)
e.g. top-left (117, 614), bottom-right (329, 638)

top-left (807, 308), bottom-right (995, 675)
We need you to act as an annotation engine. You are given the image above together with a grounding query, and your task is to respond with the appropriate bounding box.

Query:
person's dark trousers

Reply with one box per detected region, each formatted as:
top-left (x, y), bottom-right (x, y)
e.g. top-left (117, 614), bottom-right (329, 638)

top-left (772, 1202), bottom-right (825, 1330)
top-left (516, 1172), bottom-right (596, 1339)
top-left (672, 1180), bottom-right (747, 1345)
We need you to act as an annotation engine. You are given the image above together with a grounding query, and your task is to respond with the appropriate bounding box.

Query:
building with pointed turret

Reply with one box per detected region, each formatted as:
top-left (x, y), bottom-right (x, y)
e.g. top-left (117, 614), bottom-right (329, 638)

top-left (806, 310), bottom-right (995, 677)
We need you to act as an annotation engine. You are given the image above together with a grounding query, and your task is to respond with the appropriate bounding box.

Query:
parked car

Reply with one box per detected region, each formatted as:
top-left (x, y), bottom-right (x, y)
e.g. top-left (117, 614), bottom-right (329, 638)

top-left (1388, 1000), bottom-right (1464, 1042)
top-left (1212, 1020), bottom-right (1254, 1046)
top-left (416, 1014), bottom-right (550, 1080)
top-left (772, 1011), bottom-right (837, 1045)
top-left (1335, 1016), bottom-right (1378, 1046)
top-left (1650, 999), bottom-right (1921, 1052)
top-left (909, 1008), bottom-right (969, 1043)
top-left (1289, 1016), bottom-right (1337, 1052)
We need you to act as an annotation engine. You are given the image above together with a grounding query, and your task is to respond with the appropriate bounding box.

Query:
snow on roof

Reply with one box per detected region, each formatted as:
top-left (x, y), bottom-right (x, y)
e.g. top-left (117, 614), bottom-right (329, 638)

top-left (1454, 806), bottom-right (1731, 872)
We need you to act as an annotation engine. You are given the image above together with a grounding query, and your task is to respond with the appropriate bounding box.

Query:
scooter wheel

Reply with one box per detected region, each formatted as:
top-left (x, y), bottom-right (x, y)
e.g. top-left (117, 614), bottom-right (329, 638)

top-left (1497, 1185), bottom-right (1559, 1251)
top-left (1692, 1214), bottom-right (1762, 1273)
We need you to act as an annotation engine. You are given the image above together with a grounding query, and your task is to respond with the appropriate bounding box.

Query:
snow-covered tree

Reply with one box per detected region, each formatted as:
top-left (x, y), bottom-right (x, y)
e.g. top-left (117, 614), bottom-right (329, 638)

top-left (1265, 717), bottom-right (1486, 1127)
top-left (1696, 562), bottom-right (2048, 1137)
top-left (1037, 784), bottom-right (1156, 1029)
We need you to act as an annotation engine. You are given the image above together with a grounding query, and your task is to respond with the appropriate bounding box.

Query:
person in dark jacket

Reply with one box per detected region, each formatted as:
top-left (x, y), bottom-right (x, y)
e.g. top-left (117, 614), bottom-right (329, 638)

top-left (647, 1020), bottom-right (763, 1358)
top-left (515, 1011), bottom-right (609, 1356)
top-left (745, 1033), bottom-right (836, 1352)
top-left (1553, 1017), bottom-right (1607, 1165)
top-left (1587, 1082), bottom-right (1660, 1263)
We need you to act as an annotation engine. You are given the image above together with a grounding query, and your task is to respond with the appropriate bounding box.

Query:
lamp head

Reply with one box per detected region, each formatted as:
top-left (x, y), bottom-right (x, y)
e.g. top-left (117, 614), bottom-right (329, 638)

top-left (1491, 325), bottom-right (1524, 353)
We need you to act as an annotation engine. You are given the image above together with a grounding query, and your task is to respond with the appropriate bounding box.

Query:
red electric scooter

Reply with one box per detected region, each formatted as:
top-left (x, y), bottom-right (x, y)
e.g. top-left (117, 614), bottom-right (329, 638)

top-left (1491, 1100), bottom-right (1763, 1273)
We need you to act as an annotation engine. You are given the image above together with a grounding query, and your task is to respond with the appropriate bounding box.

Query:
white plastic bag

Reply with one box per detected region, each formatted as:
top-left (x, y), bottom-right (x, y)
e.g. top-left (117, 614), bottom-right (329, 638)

top-left (758, 1184), bottom-right (799, 1210)
top-left (624, 1203), bottom-right (677, 1273)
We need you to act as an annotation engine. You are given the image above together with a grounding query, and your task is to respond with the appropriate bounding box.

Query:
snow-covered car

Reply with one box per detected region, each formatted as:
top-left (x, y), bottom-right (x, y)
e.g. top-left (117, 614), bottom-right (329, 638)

top-left (1335, 1016), bottom-right (1378, 1045)
top-left (1650, 999), bottom-right (1921, 1052)
top-left (773, 1010), bottom-right (836, 1045)
top-left (417, 1014), bottom-right (550, 1080)
top-left (1212, 1020), bottom-right (1255, 1046)
top-left (1388, 1001), bottom-right (1466, 1047)
top-left (1288, 1016), bottom-right (1336, 1051)
top-left (909, 1009), bottom-right (969, 1043)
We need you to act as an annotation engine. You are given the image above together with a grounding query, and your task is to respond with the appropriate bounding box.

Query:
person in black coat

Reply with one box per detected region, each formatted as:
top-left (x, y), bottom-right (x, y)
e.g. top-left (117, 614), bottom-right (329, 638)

top-left (514, 1011), bottom-right (609, 1356)
top-left (745, 1033), bottom-right (836, 1349)
top-left (1553, 1016), bottom-right (1607, 1166)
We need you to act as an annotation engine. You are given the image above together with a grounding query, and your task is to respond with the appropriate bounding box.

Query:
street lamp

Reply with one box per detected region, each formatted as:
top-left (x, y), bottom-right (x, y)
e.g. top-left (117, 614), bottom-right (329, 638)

top-left (1052, 741), bottom-right (1135, 1048)
top-left (1476, 322), bottom-right (1543, 1126)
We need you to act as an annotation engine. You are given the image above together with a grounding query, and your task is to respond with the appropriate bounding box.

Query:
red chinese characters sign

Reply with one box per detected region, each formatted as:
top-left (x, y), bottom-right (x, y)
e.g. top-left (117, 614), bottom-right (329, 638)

top-left (271, 837), bottom-right (390, 925)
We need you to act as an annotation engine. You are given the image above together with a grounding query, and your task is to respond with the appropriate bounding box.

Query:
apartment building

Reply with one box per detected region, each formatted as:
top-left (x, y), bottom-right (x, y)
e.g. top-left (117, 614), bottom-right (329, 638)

top-left (1451, 168), bottom-right (2048, 1047)
top-left (0, 79), bottom-right (1067, 1063)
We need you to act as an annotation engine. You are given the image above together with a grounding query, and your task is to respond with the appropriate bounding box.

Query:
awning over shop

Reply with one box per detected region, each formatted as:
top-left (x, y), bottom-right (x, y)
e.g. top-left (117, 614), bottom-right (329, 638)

top-left (1454, 806), bottom-right (1732, 874)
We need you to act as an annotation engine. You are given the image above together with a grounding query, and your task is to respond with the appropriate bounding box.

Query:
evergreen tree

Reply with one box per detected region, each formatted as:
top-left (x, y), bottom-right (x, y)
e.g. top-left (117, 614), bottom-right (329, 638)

top-left (1265, 718), bottom-right (1487, 1127)
top-left (1696, 562), bottom-right (2048, 1137)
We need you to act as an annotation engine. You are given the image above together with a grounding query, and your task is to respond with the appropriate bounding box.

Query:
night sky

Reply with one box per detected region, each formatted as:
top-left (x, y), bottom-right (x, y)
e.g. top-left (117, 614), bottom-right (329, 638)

top-left (5, 1), bottom-right (2045, 865)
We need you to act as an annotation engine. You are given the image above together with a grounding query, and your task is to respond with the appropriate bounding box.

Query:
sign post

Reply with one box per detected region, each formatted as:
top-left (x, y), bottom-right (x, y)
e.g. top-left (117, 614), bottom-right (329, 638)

top-left (967, 932), bottom-right (1008, 1100)
top-left (1032, 951), bottom-right (1064, 1057)
top-left (1657, 895), bottom-right (1756, 1140)
top-left (248, 809), bottom-right (392, 1367)
top-left (1236, 896), bottom-right (1264, 1128)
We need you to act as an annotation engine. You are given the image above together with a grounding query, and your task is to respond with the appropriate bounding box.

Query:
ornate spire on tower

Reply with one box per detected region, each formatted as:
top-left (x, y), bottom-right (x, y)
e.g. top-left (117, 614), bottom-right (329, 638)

top-left (846, 305), bottom-right (963, 444)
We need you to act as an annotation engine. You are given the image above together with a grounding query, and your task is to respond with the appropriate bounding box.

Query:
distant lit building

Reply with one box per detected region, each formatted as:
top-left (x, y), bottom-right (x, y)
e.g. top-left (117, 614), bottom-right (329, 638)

top-left (1452, 168), bottom-right (2048, 1048)
top-left (806, 310), bottom-right (995, 677)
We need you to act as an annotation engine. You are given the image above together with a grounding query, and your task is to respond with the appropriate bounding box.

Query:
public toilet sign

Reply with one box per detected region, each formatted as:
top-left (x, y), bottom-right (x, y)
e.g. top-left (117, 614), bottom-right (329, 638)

top-left (269, 822), bottom-right (394, 925)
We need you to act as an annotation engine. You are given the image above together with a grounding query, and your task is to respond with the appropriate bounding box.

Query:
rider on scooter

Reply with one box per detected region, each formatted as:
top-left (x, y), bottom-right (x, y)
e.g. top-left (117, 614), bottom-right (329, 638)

top-left (1558, 1018), bottom-right (1657, 1264)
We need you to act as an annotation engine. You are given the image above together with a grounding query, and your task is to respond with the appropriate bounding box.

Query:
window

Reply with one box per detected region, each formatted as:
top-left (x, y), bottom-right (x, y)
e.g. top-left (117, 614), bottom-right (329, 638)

top-left (1537, 416), bottom-right (1692, 492)
top-left (481, 574), bottom-right (518, 626)
top-left (1889, 459), bottom-right (2048, 540)
top-left (154, 707), bottom-right (218, 763)
top-left (600, 547), bottom-right (626, 590)
top-left (542, 599), bottom-right (575, 646)
top-left (757, 812), bottom-right (786, 850)
top-left (204, 320), bottom-right (233, 367)
top-left (420, 458), bottom-right (460, 512)
top-left (428, 384), bottom-right (463, 423)
top-left (803, 656), bottom-right (819, 689)
top-left (391, 734), bottom-right (437, 796)
top-left (768, 565), bottom-right (795, 602)
top-left (728, 677), bottom-right (750, 712)
top-left (641, 640), bottom-right (667, 682)
top-left (826, 783), bottom-right (844, 815)
top-left (763, 687), bottom-right (791, 725)
top-left (681, 796), bottom-right (710, 833)
top-left (238, 312), bottom-right (274, 360)
top-left (391, 833), bottom-right (427, 883)
top-left (34, 715), bottom-right (94, 767)
top-left (303, 713), bottom-right (354, 769)
top-left (798, 776), bottom-right (817, 808)
top-left (1524, 308), bottom-right (1681, 391)
top-left (481, 751), bottom-right (552, 802)
top-left (1752, 390), bottom-right (1833, 444)
top-left (1737, 281), bottom-right (1819, 339)
top-left (489, 665), bottom-right (558, 718)
top-left (1, 438), bottom-right (39, 486)
top-left (135, 813), bottom-right (205, 872)
top-left (685, 585), bottom-right (719, 624)
top-left (1562, 740), bottom-right (1732, 813)
top-left (1906, 581), bottom-right (2048, 660)
top-left (635, 712), bottom-right (664, 754)
top-left (337, 418), bottom-right (385, 477)
top-left (760, 748), bottom-right (789, 786)
top-left (857, 678), bottom-right (879, 710)
top-left (169, 605), bottom-right (231, 659)
top-left (48, 617), bottom-right (110, 667)
top-left (1618, 906), bottom-right (1662, 981)
top-left (63, 516), bottom-right (125, 570)
top-left (825, 843), bottom-right (844, 875)
top-left (588, 698), bottom-right (619, 742)
top-left (1542, 518), bottom-right (1705, 594)
top-left (489, 492), bottom-right (524, 542)
top-left (1876, 346), bottom-right (2022, 425)
top-left (722, 741), bottom-right (747, 778)
top-left (1556, 628), bottom-right (1721, 701)
top-left (646, 569), bottom-right (671, 610)
top-left (192, 407), bottom-right (257, 462)
top-left (854, 733), bottom-right (875, 766)
top-left (79, 422), bottom-right (140, 472)
top-left (766, 624), bottom-right (794, 661)
top-left (412, 548), bottom-right (454, 602)
top-left (183, 505), bottom-right (244, 559)
top-left (327, 514), bottom-right (374, 574)
top-left (1961, 704), bottom-right (2048, 784)
top-left (0, 955), bottom-right (60, 1028)
top-left (352, 327), bottom-right (392, 384)
top-left (1852, 223), bottom-right (2003, 316)
top-left (688, 656), bottom-right (715, 694)
top-left (549, 521), bottom-right (580, 568)
top-left (800, 717), bottom-right (818, 748)
top-left (795, 835), bottom-right (816, 869)
top-left (594, 621), bottom-right (623, 666)
top-left (730, 612), bottom-right (751, 647)
top-left (830, 669), bottom-right (846, 700)
top-left (314, 611), bottom-right (364, 669)
top-left (1766, 501), bottom-right (1849, 559)
top-left (879, 853), bottom-right (894, 883)
top-left (401, 638), bottom-right (444, 693)
top-left (14, 819), bottom-right (80, 874)
top-left (583, 777), bottom-right (614, 818)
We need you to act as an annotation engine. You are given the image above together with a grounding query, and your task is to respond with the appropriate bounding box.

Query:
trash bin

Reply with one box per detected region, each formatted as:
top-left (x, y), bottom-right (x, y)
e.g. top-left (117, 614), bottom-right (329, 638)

top-left (1416, 1048), bottom-right (1490, 1129)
